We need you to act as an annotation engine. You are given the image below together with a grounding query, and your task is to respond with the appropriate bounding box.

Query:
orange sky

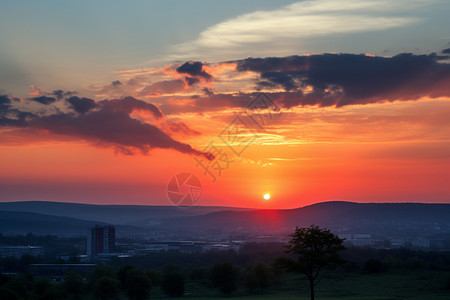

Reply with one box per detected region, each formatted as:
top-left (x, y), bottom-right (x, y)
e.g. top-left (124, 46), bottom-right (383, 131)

top-left (1, 54), bottom-right (450, 208)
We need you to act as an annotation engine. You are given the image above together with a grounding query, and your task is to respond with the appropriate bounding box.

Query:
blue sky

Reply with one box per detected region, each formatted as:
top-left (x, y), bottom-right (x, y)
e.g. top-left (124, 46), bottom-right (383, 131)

top-left (1, 0), bottom-right (449, 97)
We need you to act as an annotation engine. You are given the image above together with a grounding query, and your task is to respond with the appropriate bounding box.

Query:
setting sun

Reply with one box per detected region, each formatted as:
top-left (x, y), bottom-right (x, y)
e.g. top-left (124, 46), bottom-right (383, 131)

top-left (263, 193), bottom-right (271, 200)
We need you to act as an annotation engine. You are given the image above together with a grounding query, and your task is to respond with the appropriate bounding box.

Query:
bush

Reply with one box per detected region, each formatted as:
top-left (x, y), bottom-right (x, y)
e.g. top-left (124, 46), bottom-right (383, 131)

top-left (93, 276), bottom-right (120, 300)
top-left (243, 262), bottom-right (272, 292)
top-left (161, 271), bottom-right (185, 297)
top-left (0, 287), bottom-right (19, 300)
top-left (210, 262), bottom-right (240, 295)
top-left (126, 270), bottom-right (152, 300)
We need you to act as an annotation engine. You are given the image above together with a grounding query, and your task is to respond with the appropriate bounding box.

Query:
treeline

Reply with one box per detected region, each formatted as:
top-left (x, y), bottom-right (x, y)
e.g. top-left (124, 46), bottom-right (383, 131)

top-left (0, 260), bottom-right (280, 299)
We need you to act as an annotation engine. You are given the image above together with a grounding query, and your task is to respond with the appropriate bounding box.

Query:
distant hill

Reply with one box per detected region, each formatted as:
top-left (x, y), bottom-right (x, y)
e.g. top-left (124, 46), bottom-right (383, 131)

top-left (0, 201), bottom-right (449, 237)
top-left (0, 210), bottom-right (148, 236)
top-left (161, 201), bottom-right (450, 235)
top-left (0, 201), bottom-right (250, 226)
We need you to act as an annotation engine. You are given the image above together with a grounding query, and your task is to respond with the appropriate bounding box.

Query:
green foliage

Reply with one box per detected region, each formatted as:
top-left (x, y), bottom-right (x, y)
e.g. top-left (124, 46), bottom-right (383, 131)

top-left (88, 264), bottom-right (115, 289)
top-left (126, 270), bottom-right (152, 300)
top-left (92, 276), bottom-right (120, 300)
top-left (32, 278), bottom-right (59, 300)
top-left (63, 271), bottom-right (84, 295)
top-left (0, 287), bottom-right (19, 300)
top-left (117, 264), bottom-right (135, 288)
top-left (210, 262), bottom-right (240, 295)
top-left (244, 262), bottom-right (273, 292)
top-left (4, 277), bottom-right (29, 299)
top-left (161, 270), bottom-right (185, 297)
top-left (278, 225), bottom-right (346, 300)
top-left (145, 269), bottom-right (162, 286)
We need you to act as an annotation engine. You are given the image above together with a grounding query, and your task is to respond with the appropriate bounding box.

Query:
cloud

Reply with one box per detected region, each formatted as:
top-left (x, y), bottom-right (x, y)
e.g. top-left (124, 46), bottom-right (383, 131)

top-left (67, 96), bottom-right (98, 114)
top-left (176, 61), bottom-right (212, 86)
top-left (169, 0), bottom-right (425, 60)
top-left (30, 96), bottom-right (57, 105)
top-left (138, 79), bottom-right (185, 97)
top-left (0, 94), bottom-right (212, 159)
top-left (442, 48), bottom-right (450, 54)
top-left (235, 52), bottom-right (450, 107)
top-left (99, 96), bottom-right (163, 118)
top-left (0, 94), bottom-right (32, 126)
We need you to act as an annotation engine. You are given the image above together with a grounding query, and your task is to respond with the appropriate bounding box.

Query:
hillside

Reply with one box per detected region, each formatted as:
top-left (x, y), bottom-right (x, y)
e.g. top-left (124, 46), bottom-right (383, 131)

top-left (0, 201), bottom-right (250, 226)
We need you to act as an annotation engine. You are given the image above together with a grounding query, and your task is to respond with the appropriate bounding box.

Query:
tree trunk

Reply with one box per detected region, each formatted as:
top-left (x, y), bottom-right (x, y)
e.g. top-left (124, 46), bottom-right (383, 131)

top-left (309, 277), bottom-right (315, 300)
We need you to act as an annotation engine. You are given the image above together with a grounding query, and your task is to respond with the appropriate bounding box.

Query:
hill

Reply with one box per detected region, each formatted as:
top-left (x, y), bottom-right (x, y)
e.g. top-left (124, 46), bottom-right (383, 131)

top-left (0, 201), bottom-right (250, 226)
top-left (161, 201), bottom-right (450, 235)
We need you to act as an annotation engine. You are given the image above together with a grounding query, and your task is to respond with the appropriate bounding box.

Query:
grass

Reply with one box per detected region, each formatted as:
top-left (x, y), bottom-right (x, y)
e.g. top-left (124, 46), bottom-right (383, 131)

top-left (156, 268), bottom-right (450, 300)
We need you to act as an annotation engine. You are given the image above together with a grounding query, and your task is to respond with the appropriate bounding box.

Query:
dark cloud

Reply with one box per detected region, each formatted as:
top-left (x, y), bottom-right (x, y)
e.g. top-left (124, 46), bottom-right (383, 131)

top-left (202, 87), bottom-right (214, 96)
top-left (236, 52), bottom-right (450, 108)
top-left (112, 80), bottom-right (122, 87)
top-left (0, 95), bottom-right (12, 112)
top-left (164, 120), bottom-right (200, 136)
top-left (184, 77), bottom-right (200, 86)
top-left (30, 96), bottom-right (57, 105)
top-left (176, 61), bottom-right (212, 80)
top-left (99, 96), bottom-right (163, 119)
top-left (67, 96), bottom-right (98, 114)
top-left (0, 94), bottom-right (213, 160)
top-left (51, 90), bottom-right (76, 100)
top-left (442, 48), bottom-right (450, 54)
top-left (0, 94), bottom-right (32, 127)
top-left (176, 61), bottom-right (212, 86)
top-left (29, 107), bottom-right (210, 158)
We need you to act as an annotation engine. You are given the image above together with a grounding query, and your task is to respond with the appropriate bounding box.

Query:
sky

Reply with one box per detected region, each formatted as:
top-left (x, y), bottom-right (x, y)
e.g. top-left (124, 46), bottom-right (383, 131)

top-left (0, 0), bottom-right (449, 208)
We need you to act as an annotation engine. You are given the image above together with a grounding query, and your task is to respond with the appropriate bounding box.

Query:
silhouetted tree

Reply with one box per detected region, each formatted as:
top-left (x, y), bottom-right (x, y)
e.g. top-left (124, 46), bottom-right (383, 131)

top-left (0, 287), bottom-right (19, 300)
top-left (93, 276), bottom-right (119, 300)
top-left (88, 265), bottom-right (115, 290)
top-left (210, 262), bottom-right (239, 295)
top-left (117, 264), bottom-right (135, 288)
top-left (126, 270), bottom-right (152, 300)
top-left (243, 262), bottom-right (272, 292)
top-left (4, 277), bottom-right (29, 299)
top-left (146, 269), bottom-right (162, 286)
top-left (33, 278), bottom-right (59, 300)
top-left (276, 225), bottom-right (346, 300)
top-left (161, 270), bottom-right (184, 297)
top-left (63, 271), bottom-right (84, 296)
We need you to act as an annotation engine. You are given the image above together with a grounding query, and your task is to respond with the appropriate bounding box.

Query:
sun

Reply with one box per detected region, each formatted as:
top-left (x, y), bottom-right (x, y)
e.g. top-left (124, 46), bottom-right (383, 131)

top-left (263, 193), bottom-right (271, 200)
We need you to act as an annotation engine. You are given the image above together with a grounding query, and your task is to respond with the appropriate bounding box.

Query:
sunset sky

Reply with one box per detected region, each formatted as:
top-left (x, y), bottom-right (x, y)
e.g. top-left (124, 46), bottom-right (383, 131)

top-left (0, 0), bottom-right (449, 208)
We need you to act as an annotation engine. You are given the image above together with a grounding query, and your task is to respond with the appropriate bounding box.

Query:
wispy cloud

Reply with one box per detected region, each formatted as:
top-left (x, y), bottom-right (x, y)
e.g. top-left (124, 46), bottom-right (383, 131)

top-left (169, 0), bottom-right (427, 60)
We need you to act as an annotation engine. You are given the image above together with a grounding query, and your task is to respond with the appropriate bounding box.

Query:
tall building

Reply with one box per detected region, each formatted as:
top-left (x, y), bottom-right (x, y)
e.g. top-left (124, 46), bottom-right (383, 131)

top-left (87, 225), bottom-right (115, 259)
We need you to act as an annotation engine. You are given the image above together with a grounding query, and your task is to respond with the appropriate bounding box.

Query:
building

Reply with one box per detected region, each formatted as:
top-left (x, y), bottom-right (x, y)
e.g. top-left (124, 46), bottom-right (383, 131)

top-left (87, 225), bottom-right (115, 260)
top-left (0, 246), bottom-right (44, 258)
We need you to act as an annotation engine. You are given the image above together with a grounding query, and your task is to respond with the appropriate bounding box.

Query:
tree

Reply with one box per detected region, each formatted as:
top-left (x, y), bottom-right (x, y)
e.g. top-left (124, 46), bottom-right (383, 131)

top-left (243, 262), bottom-right (272, 292)
top-left (126, 270), bottom-right (152, 300)
top-left (117, 264), bottom-right (135, 288)
top-left (210, 262), bottom-right (239, 295)
top-left (0, 287), bottom-right (19, 300)
top-left (63, 271), bottom-right (84, 295)
top-left (92, 276), bottom-right (119, 300)
top-left (277, 225), bottom-right (346, 300)
top-left (33, 278), bottom-right (59, 300)
top-left (161, 271), bottom-right (184, 297)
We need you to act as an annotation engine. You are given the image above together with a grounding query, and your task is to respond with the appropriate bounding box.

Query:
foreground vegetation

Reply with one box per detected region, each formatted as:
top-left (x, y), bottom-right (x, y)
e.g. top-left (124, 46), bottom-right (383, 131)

top-left (1, 230), bottom-right (450, 299)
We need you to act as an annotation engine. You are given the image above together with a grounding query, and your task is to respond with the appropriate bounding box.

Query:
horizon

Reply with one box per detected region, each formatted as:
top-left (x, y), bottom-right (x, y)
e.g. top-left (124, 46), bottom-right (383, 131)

top-left (1, 0), bottom-right (449, 209)
top-left (1, 199), bottom-right (450, 211)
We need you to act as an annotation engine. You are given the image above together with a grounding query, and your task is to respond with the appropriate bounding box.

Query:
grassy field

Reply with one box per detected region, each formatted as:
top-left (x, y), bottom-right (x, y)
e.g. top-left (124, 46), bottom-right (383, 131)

top-left (156, 268), bottom-right (450, 300)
